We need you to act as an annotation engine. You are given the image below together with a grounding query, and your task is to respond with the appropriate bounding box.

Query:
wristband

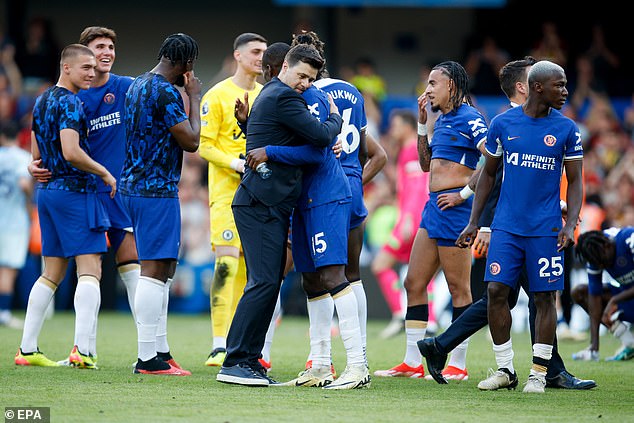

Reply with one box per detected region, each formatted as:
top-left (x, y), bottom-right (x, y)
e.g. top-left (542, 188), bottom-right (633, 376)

top-left (459, 185), bottom-right (474, 200)
top-left (417, 123), bottom-right (427, 137)
top-left (479, 227), bottom-right (491, 233)
top-left (560, 200), bottom-right (567, 211)
top-left (230, 158), bottom-right (245, 171)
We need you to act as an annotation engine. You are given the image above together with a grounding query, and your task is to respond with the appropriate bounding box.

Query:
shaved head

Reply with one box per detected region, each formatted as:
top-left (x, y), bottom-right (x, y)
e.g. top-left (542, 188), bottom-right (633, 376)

top-left (60, 44), bottom-right (94, 65)
top-left (528, 60), bottom-right (564, 85)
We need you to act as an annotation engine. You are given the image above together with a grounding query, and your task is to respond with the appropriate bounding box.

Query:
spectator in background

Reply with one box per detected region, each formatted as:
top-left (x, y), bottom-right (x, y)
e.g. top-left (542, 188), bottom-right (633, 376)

top-left (569, 55), bottom-right (606, 116)
top-left (15, 18), bottom-right (60, 94)
top-left (0, 122), bottom-right (32, 329)
top-left (465, 35), bottom-right (510, 96)
top-left (0, 90), bottom-right (15, 126)
top-left (623, 92), bottom-right (634, 140)
top-left (413, 63), bottom-right (431, 97)
top-left (351, 57), bottom-right (387, 104)
top-left (0, 41), bottom-right (23, 98)
top-left (584, 24), bottom-right (620, 95)
top-left (530, 21), bottom-right (567, 66)
top-left (178, 154), bottom-right (212, 265)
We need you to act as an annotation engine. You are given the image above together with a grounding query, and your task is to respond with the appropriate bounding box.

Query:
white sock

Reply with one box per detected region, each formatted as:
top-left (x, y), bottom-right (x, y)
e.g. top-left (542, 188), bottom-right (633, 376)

top-left (261, 294), bottom-right (282, 363)
top-left (447, 338), bottom-right (469, 370)
top-left (307, 293), bottom-right (334, 369)
top-left (493, 339), bottom-right (515, 373)
top-left (350, 280), bottom-right (368, 356)
top-left (404, 321), bottom-right (426, 368)
top-left (611, 320), bottom-right (634, 347)
top-left (118, 263), bottom-right (139, 323)
top-left (213, 337), bottom-right (226, 350)
top-left (20, 278), bottom-right (56, 353)
top-left (73, 276), bottom-right (101, 355)
top-left (332, 286), bottom-right (364, 367)
top-left (156, 278), bottom-right (172, 353)
top-left (89, 282), bottom-right (102, 356)
top-left (135, 276), bottom-right (164, 361)
top-left (531, 343), bottom-right (553, 378)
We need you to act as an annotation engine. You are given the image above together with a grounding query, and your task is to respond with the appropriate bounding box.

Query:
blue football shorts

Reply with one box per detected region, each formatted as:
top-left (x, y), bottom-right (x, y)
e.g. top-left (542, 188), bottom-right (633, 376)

top-left (485, 229), bottom-right (564, 292)
top-left (420, 188), bottom-right (473, 247)
top-left (37, 189), bottom-right (108, 258)
top-left (292, 200), bottom-right (351, 273)
top-left (98, 191), bottom-right (133, 252)
top-left (122, 195), bottom-right (180, 260)
top-left (348, 175), bottom-right (368, 230)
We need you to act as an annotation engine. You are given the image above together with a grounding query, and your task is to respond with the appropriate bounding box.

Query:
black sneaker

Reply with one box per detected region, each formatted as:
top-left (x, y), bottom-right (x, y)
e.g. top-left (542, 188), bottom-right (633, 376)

top-left (417, 338), bottom-right (448, 384)
top-left (546, 370), bottom-right (597, 390)
top-left (251, 363), bottom-right (280, 386)
top-left (216, 363), bottom-right (269, 386)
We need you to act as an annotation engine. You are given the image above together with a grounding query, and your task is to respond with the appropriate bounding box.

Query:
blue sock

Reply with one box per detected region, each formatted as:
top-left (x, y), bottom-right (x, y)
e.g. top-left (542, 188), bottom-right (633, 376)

top-left (0, 293), bottom-right (11, 311)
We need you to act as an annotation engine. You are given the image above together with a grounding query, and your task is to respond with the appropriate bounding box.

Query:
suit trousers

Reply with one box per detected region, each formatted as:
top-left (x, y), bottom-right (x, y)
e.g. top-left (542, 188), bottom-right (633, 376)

top-left (436, 266), bottom-right (566, 378)
top-left (223, 199), bottom-right (293, 368)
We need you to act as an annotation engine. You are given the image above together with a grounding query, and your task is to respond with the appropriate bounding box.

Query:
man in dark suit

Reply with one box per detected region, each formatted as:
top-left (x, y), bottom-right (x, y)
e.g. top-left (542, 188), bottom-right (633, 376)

top-left (216, 44), bottom-right (342, 386)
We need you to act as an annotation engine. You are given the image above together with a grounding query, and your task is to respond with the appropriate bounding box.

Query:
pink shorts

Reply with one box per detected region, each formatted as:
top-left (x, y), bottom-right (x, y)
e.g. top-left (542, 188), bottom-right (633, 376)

top-left (381, 218), bottom-right (416, 263)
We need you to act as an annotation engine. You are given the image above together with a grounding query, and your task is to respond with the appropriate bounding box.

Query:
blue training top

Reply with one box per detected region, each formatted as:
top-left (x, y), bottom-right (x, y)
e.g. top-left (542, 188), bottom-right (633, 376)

top-left (119, 72), bottom-right (188, 198)
top-left (32, 85), bottom-right (95, 193)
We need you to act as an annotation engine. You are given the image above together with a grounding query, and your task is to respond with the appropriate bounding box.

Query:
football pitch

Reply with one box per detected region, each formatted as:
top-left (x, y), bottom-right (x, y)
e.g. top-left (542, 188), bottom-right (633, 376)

top-left (1, 311), bottom-right (632, 423)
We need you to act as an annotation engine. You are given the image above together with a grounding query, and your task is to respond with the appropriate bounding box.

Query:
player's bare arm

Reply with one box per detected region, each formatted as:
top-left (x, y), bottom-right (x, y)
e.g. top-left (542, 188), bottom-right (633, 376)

top-left (456, 152), bottom-right (499, 248)
top-left (558, 159), bottom-right (583, 251)
top-left (170, 71), bottom-right (202, 152)
top-left (362, 131), bottom-right (387, 185)
top-left (416, 93), bottom-right (432, 172)
top-left (28, 131), bottom-right (51, 182)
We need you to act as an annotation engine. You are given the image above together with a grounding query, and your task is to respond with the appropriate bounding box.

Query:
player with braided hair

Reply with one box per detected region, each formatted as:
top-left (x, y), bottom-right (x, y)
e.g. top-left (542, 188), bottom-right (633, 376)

top-left (119, 33), bottom-right (201, 376)
top-left (376, 61), bottom-right (486, 381)
top-left (572, 228), bottom-right (634, 361)
top-left (157, 33), bottom-right (199, 65)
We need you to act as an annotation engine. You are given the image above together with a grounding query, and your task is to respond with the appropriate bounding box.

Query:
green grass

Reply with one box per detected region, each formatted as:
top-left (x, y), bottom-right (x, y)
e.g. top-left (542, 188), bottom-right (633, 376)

top-left (1, 311), bottom-right (633, 422)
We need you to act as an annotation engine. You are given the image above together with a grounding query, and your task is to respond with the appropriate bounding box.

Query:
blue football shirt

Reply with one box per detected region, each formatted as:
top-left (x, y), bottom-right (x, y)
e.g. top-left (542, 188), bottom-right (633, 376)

top-left (119, 72), bottom-right (188, 198)
top-left (485, 106), bottom-right (583, 236)
top-left (587, 227), bottom-right (634, 295)
top-left (296, 85), bottom-right (351, 209)
top-left (431, 103), bottom-right (486, 170)
top-left (78, 73), bottom-right (134, 192)
top-left (313, 78), bottom-right (367, 179)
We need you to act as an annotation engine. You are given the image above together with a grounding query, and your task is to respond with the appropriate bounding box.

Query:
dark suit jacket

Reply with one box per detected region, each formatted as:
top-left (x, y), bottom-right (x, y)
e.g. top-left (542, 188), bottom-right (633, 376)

top-left (479, 104), bottom-right (512, 228)
top-left (478, 161), bottom-right (503, 228)
top-left (234, 77), bottom-right (343, 207)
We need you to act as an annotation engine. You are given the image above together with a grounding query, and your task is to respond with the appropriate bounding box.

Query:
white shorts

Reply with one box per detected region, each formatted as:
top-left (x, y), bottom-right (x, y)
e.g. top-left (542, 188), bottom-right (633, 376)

top-left (0, 230), bottom-right (30, 269)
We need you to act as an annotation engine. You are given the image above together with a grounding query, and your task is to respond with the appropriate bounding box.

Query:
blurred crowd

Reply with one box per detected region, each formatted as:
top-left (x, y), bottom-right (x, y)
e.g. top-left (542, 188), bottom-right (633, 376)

top-left (1, 18), bottom-right (632, 322)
